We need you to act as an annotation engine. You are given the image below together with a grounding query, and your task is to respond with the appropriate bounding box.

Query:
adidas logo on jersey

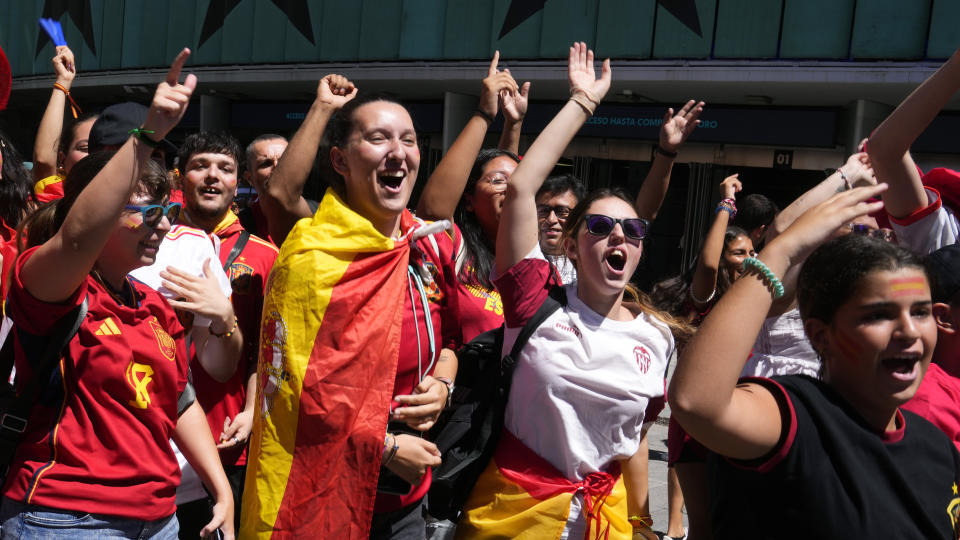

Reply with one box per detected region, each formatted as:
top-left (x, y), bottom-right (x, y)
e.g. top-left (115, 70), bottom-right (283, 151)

top-left (95, 318), bottom-right (122, 336)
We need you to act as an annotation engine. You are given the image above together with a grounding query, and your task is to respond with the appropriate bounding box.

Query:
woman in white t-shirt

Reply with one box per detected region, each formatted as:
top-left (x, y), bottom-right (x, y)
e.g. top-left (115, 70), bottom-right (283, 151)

top-left (456, 42), bottom-right (692, 540)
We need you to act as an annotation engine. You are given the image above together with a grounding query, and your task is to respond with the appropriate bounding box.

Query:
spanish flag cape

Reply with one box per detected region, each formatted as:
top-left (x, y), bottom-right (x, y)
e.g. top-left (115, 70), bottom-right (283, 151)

top-left (457, 430), bottom-right (631, 540)
top-left (242, 188), bottom-right (420, 539)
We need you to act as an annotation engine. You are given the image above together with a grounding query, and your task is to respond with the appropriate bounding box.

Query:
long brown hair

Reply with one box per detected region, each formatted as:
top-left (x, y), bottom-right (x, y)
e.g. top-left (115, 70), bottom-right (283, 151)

top-left (562, 188), bottom-right (694, 347)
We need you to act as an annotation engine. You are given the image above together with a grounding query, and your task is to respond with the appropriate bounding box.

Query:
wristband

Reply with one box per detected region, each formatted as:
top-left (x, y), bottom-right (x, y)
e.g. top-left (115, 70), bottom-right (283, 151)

top-left (569, 94), bottom-right (596, 116)
top-left (128, 127), bottom-right (162, 149)
top-left (382, 433), bottom-right (400, 466)
top-left (474, 108), bottom-right (495, 124)
top-left (628, 514), bottom-right (653, 528)
top-left (654, 145), bottom-right (678, 158)
top-left (435, 376), bottom-right (455, 409)
top-left (53, 82), bottom-right (82, 119)
top-left (570, 87), bottom-right (600, 106)
top-left (742, 257), bottom-right (785, 299)
top-left (209, 316), bottom-right (239, 338)
top-left (836, 167), bottom-right (851, 191)
top-left (716, 199), bottom-right (737, 218)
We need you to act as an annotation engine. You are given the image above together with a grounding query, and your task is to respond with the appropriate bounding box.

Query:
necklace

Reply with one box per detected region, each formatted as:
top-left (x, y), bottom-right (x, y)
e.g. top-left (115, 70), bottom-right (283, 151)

top-left (91, 269), bottom-right (134, 307)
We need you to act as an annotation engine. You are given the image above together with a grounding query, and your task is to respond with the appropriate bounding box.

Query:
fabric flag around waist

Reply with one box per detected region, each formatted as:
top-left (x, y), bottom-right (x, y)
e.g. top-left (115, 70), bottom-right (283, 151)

top-left (242, 188), bottom-right (413, 539)
top-left (457, 430), bottom-right (629, 540)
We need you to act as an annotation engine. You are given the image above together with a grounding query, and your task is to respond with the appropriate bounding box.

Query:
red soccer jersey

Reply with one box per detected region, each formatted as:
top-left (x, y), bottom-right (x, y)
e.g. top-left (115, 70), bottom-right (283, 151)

top-left (196, 212), bottom-right (277, 466)
top-left (3, 247), bottom-right (189, 520)
top-left (0, 218), bottom-right (17, 299)
top-left (456, 279), bottom-right (504, 343)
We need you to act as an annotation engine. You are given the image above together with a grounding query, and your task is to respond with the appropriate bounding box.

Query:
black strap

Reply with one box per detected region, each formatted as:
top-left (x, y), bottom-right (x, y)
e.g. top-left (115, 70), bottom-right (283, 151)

top-left (501, 286), bottom-right (567, 380)
top-left (0, 298), bottom-right (88, 446)
top-left (222, 230), bottom-right (251, 272)
top-left (177, 380), bottom-right (196, 417)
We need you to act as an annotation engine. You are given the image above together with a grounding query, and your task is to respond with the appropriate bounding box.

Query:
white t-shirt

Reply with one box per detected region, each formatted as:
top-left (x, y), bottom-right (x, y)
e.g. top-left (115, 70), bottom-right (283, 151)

top-left (742, 308), bottom-right (819, 379)
top-left (890, 187), bottom-right (959, 255)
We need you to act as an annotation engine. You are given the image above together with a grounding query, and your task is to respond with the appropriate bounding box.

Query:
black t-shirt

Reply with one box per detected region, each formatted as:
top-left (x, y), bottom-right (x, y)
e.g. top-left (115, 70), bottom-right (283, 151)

top-left (708, 375), bottom-right (960, 539)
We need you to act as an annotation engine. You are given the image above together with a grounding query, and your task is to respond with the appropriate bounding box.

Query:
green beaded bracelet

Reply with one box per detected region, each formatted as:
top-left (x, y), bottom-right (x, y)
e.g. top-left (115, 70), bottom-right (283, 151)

top-left (128, 127), bottom-right (162, 149)
top-left (742, 257), bottom-right (785, 299)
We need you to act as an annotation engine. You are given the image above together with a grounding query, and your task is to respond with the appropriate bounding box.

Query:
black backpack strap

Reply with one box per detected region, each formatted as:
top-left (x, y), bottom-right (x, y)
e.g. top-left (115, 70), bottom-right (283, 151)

top-left (0, 297), bottom-right (88, 455)
top-left (222, 230), bottom-right (251, 272)
top-left (501, 286), bottom-right (567, 379)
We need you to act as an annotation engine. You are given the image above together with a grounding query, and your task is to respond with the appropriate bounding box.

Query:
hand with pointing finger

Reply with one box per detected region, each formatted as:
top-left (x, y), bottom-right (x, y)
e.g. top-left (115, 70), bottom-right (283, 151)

top-left (479, 51), bottom-right (520, 121)
top-left (142, 48), bottom-right (197, 143)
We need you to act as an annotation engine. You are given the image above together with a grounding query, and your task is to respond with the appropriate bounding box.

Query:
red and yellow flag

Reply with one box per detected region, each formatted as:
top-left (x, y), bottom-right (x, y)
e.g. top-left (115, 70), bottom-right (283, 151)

top-left (242, 188), bottom-right (412, 538)
top-left (457, 431), bottom-right (630, 540)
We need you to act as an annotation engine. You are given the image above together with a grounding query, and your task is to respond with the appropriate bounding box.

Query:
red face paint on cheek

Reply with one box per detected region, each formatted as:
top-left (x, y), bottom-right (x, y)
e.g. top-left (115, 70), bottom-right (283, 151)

top-left (889, 277), bottom-right (926, 298)
top-left (833, 327), bottom-right (863, 364)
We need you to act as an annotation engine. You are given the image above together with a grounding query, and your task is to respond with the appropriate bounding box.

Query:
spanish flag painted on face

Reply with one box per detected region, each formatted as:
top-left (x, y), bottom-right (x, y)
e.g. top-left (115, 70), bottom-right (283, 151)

top-left (242, 188), bottom-right (414, 539)
top-left (457, 431), bottom-right (630, 540)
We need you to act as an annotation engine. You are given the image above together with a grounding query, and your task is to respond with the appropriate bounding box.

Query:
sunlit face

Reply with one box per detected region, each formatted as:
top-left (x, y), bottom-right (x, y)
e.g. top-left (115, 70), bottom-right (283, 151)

top-left (815, 268), bottom-right (936, 415)
top-left (100, 190), bottom-right (172, 273)
top-left (466, 155), bottom-right (518, 241)
top-left (564, 196), bottom-right (643, 298)
top-left (181, 152), bottom-right (239, 224)
top-left (723, 234), bottom-right (755, 280)
top-left (537, 190), bottom-right (579, 256)
top-left (331, 101), bottom-right (419, 236)
top-left (61, 117), bottom-right (96, 174)
top-left (245, 138), bottom-right (288, 193)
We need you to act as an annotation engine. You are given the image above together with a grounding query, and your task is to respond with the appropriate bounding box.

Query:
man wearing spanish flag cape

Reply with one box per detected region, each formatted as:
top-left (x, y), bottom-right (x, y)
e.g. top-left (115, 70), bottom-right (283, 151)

top-left (241, 76), bottom-right (461, 539)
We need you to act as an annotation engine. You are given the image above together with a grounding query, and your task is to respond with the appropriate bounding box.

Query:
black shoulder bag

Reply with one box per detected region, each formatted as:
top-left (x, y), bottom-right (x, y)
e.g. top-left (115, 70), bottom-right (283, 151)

top-left (0, 298), bottom-right (88, 479)
top-left (428, 286), bottom-right (567, 520)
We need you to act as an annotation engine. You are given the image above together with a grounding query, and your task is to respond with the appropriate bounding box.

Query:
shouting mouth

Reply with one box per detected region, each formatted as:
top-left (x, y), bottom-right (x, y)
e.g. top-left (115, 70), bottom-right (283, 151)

top-left (378, 170), bottom-right (405, 193)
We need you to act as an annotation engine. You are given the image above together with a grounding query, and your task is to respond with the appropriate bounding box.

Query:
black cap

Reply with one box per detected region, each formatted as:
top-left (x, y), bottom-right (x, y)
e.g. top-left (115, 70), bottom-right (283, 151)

top-left (924, 243), bottom-right (960, 304)
top-left (88, 102), bottom-right (176, 154)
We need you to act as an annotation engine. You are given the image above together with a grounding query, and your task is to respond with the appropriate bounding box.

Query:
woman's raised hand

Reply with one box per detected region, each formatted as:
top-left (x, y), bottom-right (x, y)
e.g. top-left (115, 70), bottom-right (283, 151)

top-left (500, 70), bottom-right (530, 124)
top-left (142, 48), bottom-right (196, 142)
top-left (768, 183), bottom-right (888, 265)
top-left (567, 41), bottom-right (611, 103)
top-left (660, 100), bottom-right (705, 153)
top-left (52, 45), bottom-right (76, 87)
top-left (479, 51), bottom-right (520, 120)
top-left (317, 73), bottom-right (357, 109)
top-left (720, 173), bottom-right (741, 200)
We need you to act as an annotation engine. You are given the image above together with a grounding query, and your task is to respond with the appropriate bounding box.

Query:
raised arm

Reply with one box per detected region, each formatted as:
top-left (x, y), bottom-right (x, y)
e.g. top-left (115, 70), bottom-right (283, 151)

top-left (263, 74), bottom-right (356, 244)
top-left (416, 53), bottom-right (518, 221)
top-left (33, 46), bottom-right (77, 181)
top-left (495, 43), bottom-right (610, 274)
top-left (22, 49), bottom-right (195, 303)
top-left (690, 175), bottom-right (740, 304)
top-left (867, 47), bottom-right (960, 218)
top-left (767, 152), bottom-right (875, 243)
top-left (497, 70), bottom-right (530, 155)
top-left (634, 100), bottom-right (703, 220)
top-left (669, 184), bottom-right (888, 460)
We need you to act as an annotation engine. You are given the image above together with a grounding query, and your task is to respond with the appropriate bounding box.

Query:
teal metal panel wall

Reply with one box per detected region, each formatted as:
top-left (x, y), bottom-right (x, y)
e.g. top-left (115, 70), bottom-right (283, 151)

top-left (779, 0), bottom-right (855, 59)
top-left (1, 0), bottom-right (957, 78)
top-left (850, 0), bottom-right (931, 59)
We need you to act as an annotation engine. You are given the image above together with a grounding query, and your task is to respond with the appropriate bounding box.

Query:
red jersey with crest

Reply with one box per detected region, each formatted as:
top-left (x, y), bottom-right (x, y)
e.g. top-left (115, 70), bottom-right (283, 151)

top-left (195, 212), bottom-right (277, 466)
top-left (2, 247), bottom-right (189, 520)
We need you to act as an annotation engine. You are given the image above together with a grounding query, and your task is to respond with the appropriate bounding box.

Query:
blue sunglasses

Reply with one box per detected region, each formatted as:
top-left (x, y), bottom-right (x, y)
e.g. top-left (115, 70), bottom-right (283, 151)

top-left (124, 202), bottom-right (181, 228)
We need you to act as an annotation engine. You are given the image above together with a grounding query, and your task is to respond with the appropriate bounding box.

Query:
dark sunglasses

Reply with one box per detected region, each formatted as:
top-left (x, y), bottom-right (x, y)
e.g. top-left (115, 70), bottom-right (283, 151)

top-left (848, 223), bottom-right (895, 243)
top-left (536, 205), bottom-right (572, 219)
top-left (124, 202), bottom-right (181, 228)
top-left (583, 214), bottom-right (649, 240)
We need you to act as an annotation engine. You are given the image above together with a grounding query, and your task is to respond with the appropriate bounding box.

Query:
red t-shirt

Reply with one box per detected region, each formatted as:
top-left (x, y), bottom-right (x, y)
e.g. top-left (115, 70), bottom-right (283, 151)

top-left (903, 362), bottom-right (960, 454)
top-left (374, 221), bottom-right (463, 513)
top-left (3, 247), bottom-right (189, 520)
top-left (0, 218), bottom-right (17, 299)
top-left (456, 279), bottom-right (504, 343)
top-left (194, 213), bottom-right (278, 467)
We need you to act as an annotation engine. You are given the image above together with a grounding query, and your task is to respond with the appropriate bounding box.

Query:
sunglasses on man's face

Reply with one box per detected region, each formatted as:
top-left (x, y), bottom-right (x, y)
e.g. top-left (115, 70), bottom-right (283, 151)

top-left (124, 202), bottom-right (181, 228)
top-left (583, 214), bottom-right (649, 240)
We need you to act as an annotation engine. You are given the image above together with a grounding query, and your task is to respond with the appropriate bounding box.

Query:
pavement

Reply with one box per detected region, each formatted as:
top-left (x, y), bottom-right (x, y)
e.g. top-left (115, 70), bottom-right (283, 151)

top-left (646, 353), bottom-right (688, 539)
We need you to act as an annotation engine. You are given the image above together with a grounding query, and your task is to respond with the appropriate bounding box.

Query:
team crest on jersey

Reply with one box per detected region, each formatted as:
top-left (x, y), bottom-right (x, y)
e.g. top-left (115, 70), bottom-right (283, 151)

top-left (947, 482), bottom-right (960, 535)
top-left (149, 318), bottom-right (176, 361)
top-left (634, 346), bottom-right (651, 374)
top-left (259, 311), bottom-right (288, 417)
top-left (228, 262), bottom-right (255, 295)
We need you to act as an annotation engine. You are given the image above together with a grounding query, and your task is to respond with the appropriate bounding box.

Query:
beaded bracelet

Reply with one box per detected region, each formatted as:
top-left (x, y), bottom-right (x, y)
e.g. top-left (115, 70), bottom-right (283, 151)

top-left (716, 198), bottom-right (737, 218)
top-left (742, 257), bottom-right (785, 299)
top-left (128, 127), bottom-right (162, 149)
top-left (210, 316), bottom-right (239, 338)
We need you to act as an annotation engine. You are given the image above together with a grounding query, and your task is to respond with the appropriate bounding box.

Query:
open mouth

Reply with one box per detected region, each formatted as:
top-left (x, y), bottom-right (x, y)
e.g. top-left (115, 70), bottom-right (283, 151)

top-left (378, 170), bottom-right (405, 192)
top-left (199, 186), bottom-right (221, 198)
top-left (880, 356), bottom-right (919, 381)
top-left (604, 248), bottom-right (626, 273)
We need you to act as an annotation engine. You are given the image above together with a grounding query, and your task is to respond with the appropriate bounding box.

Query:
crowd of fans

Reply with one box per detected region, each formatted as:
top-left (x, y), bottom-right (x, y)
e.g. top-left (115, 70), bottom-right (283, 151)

top-left (0, 38), bottom-right (958, 540)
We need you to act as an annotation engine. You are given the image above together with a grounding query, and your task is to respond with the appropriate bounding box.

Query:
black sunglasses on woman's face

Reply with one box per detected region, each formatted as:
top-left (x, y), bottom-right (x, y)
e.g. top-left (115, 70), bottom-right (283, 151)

top-left (583, 214), bottom-right (649, 240)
